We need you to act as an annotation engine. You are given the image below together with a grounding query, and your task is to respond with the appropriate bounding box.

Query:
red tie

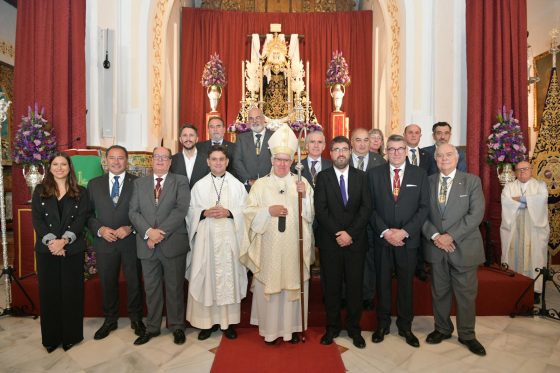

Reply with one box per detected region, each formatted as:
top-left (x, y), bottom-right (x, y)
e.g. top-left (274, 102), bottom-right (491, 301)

top-left (154, 177), bottom-right (163, 205)
top-left (393, 169), bottom-right (401, 202)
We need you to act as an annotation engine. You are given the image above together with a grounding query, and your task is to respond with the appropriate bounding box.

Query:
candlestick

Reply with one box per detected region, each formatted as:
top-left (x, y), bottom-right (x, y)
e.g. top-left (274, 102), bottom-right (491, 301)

top-left (241, 61), bottom-right (245, 101)
top-left (259, 65), bottom-right (263, 105)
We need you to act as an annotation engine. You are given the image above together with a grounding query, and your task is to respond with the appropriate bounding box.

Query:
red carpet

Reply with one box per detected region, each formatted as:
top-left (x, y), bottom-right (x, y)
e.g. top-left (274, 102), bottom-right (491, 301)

top-left (210, 327), bottom-right (345, 373)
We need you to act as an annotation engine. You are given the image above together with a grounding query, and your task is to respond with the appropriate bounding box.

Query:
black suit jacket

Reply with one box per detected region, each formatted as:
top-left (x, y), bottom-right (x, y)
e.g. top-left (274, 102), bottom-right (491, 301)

top-left (367, 163), bottom-right (429, 249)
top-left (170, 150), bottom-right (210, 189)
top-left (196, 139), bottom-right (236, 176)
top-left (314, 167), bottom-right (372, 251)
top-left (291, 157), bottom-right (333, 187)
top-left (406, 148), bottom-right (432, 173)
top-left (232, 130), bottom-right (273, 183)
top-left (349, 151), bottom-right (386, 171)
top-left (87, 172), bottom-right (137, 254)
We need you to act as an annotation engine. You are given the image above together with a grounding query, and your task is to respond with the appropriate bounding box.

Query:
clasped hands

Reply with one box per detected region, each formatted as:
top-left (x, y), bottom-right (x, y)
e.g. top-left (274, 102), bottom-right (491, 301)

top-left (48, 238), bottom-right (68, 256)
top-left (383, 228), bottom-right (408, 247)
top-left (204, 205), bottom-right (230, 219)
top-left (147, 228), bottom-right (166, 249)
top-left (100, 225), bottom-right (133, 242)
top-left (433, 233), bottom-right (455, 252)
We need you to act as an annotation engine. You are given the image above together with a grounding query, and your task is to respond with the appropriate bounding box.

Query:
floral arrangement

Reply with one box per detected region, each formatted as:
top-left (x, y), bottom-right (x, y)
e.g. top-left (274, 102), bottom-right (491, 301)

top-left (12, 103), bottom-right (58, 165)
top-left (486, 107), bottom-right (527, 167)
top-left (325, 51), bottom-right (351, 87)
top-left (84, 246), bottom-right (97, 281)
top-left (201, 53), bottom-right (227, 88)
top-left (289, 121), bottom-right (323, 132)
top-left (227, 122), bottom-right (251, 133)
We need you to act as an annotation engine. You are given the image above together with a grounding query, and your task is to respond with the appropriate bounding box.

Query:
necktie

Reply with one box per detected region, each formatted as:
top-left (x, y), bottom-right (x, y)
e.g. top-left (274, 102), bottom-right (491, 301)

top-left (357, 156), bottom-right (365, 171)
top-left (438, 176), bottom-right (450, 213)
top-left (339, 174), bottom-right (347, 206)
top-left (393, 168), bottom-right (401, 202)
top-left (154, 177), bottom-right (163, 206)
top-left (411, 149), bottom-right (417, 166)
top-left (111, 175), bottom-right (120, 206)
top-left (310, 160), bottom-right (318, 183)
top-left (255, 134), bottom-right (262, 156)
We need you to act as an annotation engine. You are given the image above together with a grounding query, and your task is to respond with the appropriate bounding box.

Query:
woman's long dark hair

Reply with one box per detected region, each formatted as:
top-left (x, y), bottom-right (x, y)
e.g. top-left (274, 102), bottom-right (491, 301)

top-left (40, 152), bottom-right (81, 199)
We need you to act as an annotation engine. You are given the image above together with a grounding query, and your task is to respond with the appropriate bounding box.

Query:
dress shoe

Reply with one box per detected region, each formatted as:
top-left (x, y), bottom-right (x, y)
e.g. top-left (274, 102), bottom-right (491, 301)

top-left (398, 330), bottom-right (420, 347)
top-left (459, 337), bottom-right (486, 356)
top-left (426, 330), bottom-right (452, 344)
top-left (362, 299), bottom-right (374, 311)
top-left (198, 324), bottom-right (219, 340)
top-left (415, 269), bottom-right (428, 282)
top-left (173, 329), bottom-right (186, 345)
top-left (320, 330), bottom-right (340, 345)
top-left (45, 345), bottom-right (58, 353)
top-left (371, 327), bottom-right (389, 343)
top-left (62, 343), bottom-right (75, 351)
top-left (133, 331), bottom-right (160, 345)
top-left (131, 320), bottom-right (146, 337)
top-left (289, 332), bottom-right (300, 344)
top-left (350, 333), bottom-right (366, 349)
top-left (222, 325), bottom-right (237, 340)
top-left (94, 321), bottom-right (118, 340)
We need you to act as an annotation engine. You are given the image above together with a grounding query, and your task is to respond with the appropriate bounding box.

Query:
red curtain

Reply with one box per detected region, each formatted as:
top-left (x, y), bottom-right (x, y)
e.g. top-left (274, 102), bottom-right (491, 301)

top-left (180, 8), bottom-right (373, 141)
top-left (12, 0), bottom-right (86, 205)
top-left (466, 0), bottom-right (528, 262)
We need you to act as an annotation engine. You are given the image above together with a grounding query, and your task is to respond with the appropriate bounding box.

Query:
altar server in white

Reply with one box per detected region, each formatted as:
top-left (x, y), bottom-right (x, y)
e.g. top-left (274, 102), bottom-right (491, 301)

top-left (500, 161), bottom-right (550, 302)
top-left (186, 145), bottom-right (248, 340)
top-left (241, 124), bottom-right (314, 345)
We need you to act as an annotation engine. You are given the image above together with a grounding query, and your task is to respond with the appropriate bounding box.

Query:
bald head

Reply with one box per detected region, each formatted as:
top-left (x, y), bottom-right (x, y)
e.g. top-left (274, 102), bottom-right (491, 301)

top-left (515, 161), bottom-right (532, 183)
top-left (404, 124), bottom-right (422, 148)
top-left (351, 128), bottom-right (370, 156)
top-left (248, 107), bottom-right (265, 133)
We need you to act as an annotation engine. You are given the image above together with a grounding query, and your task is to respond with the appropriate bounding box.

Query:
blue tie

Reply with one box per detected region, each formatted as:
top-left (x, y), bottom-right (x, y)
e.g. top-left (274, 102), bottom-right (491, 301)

top-left (339, 174), bottom-right (347, 206)
top-left (111, 175), bottom-right (120, 206)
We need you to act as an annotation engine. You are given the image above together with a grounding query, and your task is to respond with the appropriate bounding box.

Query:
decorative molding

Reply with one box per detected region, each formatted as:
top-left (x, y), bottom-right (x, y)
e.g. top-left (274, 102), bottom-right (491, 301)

top-left (0, 39), bottom-right (15, 60)
top-left (387, 0), bottom-right (400, 131)
top-left (201, 0), bottom-right (354, 12)
top-left (152, 0), bottom-right (168, 129)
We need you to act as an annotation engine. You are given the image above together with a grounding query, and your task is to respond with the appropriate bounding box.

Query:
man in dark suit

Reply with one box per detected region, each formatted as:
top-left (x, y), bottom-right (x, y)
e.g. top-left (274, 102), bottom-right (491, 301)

top-left (129, 147), bottom-right (190, 346)
top-left (315, 136), bottom-right (371, 349)
top-left (349, 127), bottom-right (385, 310)
top-left (196, 116), bottom-right (235, 175)
top-left (88, 145), bottom-right (145, 340)
top-left (232, 107), bottom-right (272, 191)
top-left (368, 134), bottom-right (429, 348)
top-left (404, 124), bottom-right (431, 282)
top-left (292, 130), bottom-right (332, 187)
top-left (422, 122), bottom-right (467, 175)
top-left (422, 143), bottom-right (486, 356)
top-left (170, 124), bottom-right (209, 189)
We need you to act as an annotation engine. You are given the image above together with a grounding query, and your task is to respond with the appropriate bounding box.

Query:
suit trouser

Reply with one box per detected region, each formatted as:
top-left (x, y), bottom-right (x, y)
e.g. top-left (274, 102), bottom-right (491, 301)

top-left (97, 247), bottom-right (143, 323)
top-left (36, 252), bottom-right (84, 347)
top-left (431, 256), bottom-right (478, 340)
top-left (321, 246), bottom-right (366, 336)
top-left (141, 249), bottom-right (187, 334)
top-left (375, 244), bottom-right (416, 331)
top-left (363, 225), bottom-right (376, 300)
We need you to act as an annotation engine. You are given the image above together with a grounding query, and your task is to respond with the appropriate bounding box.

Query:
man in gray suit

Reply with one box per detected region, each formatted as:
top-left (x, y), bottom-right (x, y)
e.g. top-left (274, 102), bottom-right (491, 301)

top-left (88, 145), bottom-right (144, 340)
top-left (422, 143), bottom-right (486, 356)
top-left (232, 107), bottom-right (272, 190)
top-left (292, 130), bottom-right (332, 188)
top-left (170, 124), bottom-right (210, 189)
top-left (129, 147), bottom-right (190, 346)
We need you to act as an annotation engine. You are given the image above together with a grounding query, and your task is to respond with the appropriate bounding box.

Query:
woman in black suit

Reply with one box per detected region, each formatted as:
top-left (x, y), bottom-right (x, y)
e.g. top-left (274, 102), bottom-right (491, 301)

top-left (31, 152), bottom-right (89, 353)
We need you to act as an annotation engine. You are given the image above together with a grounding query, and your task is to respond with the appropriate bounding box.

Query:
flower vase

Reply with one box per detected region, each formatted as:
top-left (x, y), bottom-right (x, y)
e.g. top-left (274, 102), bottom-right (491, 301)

top-left (496, 163), bottom-right (516, 186)
top-left (330, 84), bottom-right (345, 112)
top-left (207, 85), bottom-right (222, 112)
top-left (23, 163), bottom-right (45, 203)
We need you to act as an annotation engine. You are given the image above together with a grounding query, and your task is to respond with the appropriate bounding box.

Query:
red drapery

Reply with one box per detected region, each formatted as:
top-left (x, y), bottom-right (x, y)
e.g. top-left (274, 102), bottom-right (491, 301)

top-left (466, 0), bottom-right (528, 262)
top-left (180, 8), bottom-right (373, 141)
top-left (12, 0), bottom-right (86, 205)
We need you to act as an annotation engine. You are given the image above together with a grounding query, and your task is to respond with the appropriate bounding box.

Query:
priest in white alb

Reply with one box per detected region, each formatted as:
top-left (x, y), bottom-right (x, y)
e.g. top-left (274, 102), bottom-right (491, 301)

top-left (241, 124), bottom-right (314, 345)
top-left (500, 160), bottom-right (550, 303)
top-left (186, 145), bottom-right (248, 340)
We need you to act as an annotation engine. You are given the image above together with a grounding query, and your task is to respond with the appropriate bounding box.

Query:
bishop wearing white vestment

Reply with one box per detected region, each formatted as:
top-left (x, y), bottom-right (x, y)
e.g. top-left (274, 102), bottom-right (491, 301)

top-left (241, 124), bottom-right (314, 344)
top-left (500, 161), bottom-right (549, 298)
top-left (186, 145), bottom-right (248, 340)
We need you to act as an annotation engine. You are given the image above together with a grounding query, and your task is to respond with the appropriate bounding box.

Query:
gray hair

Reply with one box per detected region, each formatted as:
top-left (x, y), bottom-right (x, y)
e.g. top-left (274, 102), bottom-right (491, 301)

top-left (434, 143), bottom-right (459, 159)
top-left (305, 130), bottom-right (326, 145)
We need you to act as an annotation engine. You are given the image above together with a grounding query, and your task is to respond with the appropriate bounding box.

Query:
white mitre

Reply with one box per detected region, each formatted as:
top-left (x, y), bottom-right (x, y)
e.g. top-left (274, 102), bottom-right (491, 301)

top-left (268, 123), bottom-right (298, 157)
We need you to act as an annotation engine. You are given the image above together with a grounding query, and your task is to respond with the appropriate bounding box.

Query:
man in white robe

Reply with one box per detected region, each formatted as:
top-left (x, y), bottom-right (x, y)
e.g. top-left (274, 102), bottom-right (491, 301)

top-left (241, 124), bottom-right (314, 344)
top-left (500, 161), bottom-right (550, 303)
top-left (186, 145), bottom-right (248, 340)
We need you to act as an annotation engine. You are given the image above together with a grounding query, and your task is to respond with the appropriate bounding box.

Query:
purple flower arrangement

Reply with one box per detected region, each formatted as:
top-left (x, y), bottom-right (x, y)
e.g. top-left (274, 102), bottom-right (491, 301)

top-left (201, 53), bottom-right (227, 88)
top-left (486, 107), bottom-right (527, 167)
top-left (227, 122), bottom-right (251, 133)
top-left (289, 121), bottom-right (323, 133)
top-left (12, 104), bottom-right (58, 165)
top-left (325, 51), bottom-right (351, 87)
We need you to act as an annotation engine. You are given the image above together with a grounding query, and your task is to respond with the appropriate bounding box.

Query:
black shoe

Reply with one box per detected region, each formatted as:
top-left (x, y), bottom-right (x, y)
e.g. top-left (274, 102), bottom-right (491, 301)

top-left (415, 269), bottom-right (428, 282)
top-left (94, 320), bottom-right (118, 340)
top-left (320, 330), bottom-right (340, 345)
top-left (62, 343), bottom-right (75, 351)
top-left (173, 329), bottom-right (186, 345)
top-left (198, 328), bottom-right (213, 340)
top-left (398, 330), bottom-right (420, 347)
top-left (133, 331), bottom-right (160, 345)
top-left (289, 332), bottom-right (300, 344)
top-left (534, 292), bottom-right (541, 304)
top-left (131, 320), bottom-right (146, 337)
top-left (222, 325), bottom-right (237, 340)
top-left (372, 327), bottom-right (389, 343)
top-left (459, 337), bottom-right (486, 356)
top-left (426, 330), bottom-right (452, 344)
top-left (350, 333), bottom-right (366, 349)
top-left (45, 345), bottom-right (58, 353)
top-left (362, 299), bottom-right (374, 311)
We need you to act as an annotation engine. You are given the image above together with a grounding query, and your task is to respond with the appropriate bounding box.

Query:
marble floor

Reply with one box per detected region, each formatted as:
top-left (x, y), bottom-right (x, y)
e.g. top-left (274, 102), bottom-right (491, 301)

top-left (1, 281), bottom-right (560, 373)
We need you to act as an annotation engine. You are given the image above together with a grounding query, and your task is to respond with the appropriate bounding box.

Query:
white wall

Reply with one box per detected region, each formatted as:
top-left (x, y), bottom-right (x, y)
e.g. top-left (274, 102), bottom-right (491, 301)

top-left (0, 1), bottom-right (16, 66)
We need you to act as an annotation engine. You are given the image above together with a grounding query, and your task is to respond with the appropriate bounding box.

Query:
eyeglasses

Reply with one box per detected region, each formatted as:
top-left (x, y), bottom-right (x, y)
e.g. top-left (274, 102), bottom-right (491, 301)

top-left (516, 167), bottom-right (531, 172)
top-left (273, 157), bottom-right (292, 164)
top-left (387, 147), bottom-right (406, 154)
top-left (331, 147), bottom-right (350, 153)
top-left (153, 155), bottom-right (171, 161)
top-left (248, 116), bottom-right (264, 123)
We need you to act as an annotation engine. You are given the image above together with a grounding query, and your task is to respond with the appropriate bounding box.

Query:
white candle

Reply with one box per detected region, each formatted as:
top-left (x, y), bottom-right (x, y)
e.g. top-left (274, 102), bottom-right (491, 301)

top-left (306, 61), bottom-right (310, 99)
top-left (260, 66), bottom-right (263, 104)
top-left (287, 67), bottom-right (291, 105)
top-left (241, 61), bottom-right (245, 101)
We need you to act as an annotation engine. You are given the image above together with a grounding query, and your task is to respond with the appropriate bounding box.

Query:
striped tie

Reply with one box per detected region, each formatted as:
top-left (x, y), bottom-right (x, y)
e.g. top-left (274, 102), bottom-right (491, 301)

top-left (393, 169), bottom-right (401, 202)
top-left (438, 176), bottom-right (450, 214)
